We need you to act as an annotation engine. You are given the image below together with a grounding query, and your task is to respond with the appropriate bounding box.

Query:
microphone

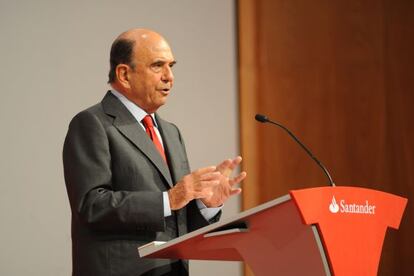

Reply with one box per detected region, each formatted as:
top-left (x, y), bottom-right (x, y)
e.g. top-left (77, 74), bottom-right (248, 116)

top-left (255, 114), bottom-right (336, 187)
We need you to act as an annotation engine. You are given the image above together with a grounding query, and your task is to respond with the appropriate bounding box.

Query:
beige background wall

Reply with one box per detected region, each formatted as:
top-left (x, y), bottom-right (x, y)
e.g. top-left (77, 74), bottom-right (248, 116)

top-left (0, 0), bottom-right (241, 275)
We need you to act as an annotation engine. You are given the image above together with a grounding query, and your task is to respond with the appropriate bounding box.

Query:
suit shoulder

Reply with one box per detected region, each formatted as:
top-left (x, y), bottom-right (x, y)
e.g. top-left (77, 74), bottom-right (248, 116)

top-left (165, 121), bottom-right (181, 133)
top-left (157, 116), bottom-right (182, 134)
top-left (74, 102), bottom-right (104, 117)
top-left (69, 102), bottom-right (107, 125)
top-left (65, 104), bottom-right (114, 141)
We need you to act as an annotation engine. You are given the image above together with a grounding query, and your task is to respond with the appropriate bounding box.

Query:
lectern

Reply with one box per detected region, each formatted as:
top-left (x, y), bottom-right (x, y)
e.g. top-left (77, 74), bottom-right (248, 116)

top-left (138, 187), bottom-right (407, 275)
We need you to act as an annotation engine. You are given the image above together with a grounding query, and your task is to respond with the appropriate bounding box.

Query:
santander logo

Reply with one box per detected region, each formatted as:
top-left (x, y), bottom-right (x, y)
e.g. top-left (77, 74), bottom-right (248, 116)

top-left (329, 196), bottom-right (376, 215)
top-left (329, 196), bottom-right (340, 213)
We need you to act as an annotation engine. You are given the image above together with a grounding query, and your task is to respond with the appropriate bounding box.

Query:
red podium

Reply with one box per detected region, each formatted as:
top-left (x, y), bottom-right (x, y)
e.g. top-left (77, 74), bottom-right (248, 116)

top-left (138, 187), bottom-right (407, 275)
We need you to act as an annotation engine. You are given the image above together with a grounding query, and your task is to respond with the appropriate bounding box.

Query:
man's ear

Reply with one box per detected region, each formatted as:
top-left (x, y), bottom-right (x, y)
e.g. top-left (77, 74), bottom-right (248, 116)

top-left (115, 64), bottom-right (131, 89)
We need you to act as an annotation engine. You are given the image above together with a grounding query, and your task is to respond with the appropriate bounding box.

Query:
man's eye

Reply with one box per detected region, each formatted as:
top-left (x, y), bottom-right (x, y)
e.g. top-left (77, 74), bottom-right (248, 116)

top-left (151, 64), bottom-right (163, 72)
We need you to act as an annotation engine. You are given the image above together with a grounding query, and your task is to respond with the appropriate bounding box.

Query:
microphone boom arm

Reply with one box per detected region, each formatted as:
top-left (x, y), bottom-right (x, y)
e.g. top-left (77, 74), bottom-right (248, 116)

top-left (255, 114), bottom-right (336, 187)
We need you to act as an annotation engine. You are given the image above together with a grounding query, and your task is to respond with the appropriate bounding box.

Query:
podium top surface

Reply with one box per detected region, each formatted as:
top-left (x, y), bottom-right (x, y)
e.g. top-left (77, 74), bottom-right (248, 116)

top-left (139, 193), bottom-right (292, 259)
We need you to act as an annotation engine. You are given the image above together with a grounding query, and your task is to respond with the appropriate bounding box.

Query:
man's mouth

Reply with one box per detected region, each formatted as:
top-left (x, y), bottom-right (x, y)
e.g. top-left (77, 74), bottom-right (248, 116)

top-left (159, 88), bottom-right (170, 95)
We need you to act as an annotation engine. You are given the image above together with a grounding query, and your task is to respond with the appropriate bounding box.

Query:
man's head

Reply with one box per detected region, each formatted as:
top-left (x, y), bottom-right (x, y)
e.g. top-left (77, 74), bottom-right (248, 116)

top-left (108, 29), bottom-right (176, 113)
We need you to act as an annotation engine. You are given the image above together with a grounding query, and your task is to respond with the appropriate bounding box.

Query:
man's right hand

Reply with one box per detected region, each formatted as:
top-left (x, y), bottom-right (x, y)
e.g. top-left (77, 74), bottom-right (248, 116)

top-left (168, 166), bottom-right (221, 210)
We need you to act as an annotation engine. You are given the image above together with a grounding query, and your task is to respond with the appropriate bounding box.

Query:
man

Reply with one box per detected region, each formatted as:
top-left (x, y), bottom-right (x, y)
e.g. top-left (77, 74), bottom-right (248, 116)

top-left (63, 28), bottom-right (246, 276)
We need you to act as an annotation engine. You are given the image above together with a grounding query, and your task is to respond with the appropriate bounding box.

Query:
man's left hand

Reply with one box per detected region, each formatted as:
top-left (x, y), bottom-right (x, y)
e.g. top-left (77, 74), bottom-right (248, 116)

top-left (201, 156), bottom-right (247, 208)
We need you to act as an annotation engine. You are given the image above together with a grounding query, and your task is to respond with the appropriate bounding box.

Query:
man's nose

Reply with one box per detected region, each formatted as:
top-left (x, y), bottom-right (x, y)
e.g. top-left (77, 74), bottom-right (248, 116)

top-left (161, 66), bottom-right (174, 83)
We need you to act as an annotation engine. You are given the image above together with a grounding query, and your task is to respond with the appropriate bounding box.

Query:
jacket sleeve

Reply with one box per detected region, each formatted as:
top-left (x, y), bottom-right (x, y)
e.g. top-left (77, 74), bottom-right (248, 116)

top-left (63, 110), bottom-right (165, 233)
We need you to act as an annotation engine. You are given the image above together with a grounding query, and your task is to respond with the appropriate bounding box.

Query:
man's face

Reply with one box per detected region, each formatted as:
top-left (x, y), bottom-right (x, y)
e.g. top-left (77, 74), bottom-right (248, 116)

top-left (128, 38), bottom-right (176, 113)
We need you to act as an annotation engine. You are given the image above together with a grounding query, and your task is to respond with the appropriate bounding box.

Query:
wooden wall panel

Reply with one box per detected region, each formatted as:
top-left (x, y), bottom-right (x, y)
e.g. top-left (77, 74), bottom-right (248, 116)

top-left (238, 0), bottom-right (414, 275)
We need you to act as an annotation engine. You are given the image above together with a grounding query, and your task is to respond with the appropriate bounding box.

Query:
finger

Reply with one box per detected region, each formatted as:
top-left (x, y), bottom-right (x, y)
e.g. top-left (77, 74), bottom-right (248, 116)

top-left (229, 188), bottom-right (242, 196)
top-left (229, 171), bottom-right (247, 186)
top-left (216, 159), bottom-right (232, 173)
top-left (201, 180), bottom-right (220, 187)
top-left (222, 156), bottom-right (243, 177)
top-left (230, 156), bottom-right (242, 167)
top-left (194, 180), bottom-right (220, 192)
top-left (193, 166), bottom-right (217, 176)
top-left (199, 171), bottom-right (221, 181)
top-left (227, 156), bottom-right (242, 171)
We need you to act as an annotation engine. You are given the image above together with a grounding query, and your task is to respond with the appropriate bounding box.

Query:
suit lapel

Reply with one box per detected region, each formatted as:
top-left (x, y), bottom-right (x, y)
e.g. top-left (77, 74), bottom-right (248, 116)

top-left (101, 92), bottom-right (173, 187)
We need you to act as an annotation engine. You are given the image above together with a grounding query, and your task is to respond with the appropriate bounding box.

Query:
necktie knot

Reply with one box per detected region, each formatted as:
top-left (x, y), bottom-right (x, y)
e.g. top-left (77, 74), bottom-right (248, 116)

top-left (142, 115), bottom-right (155, 128)
top-left (141, 115), bottom-right (167, 162)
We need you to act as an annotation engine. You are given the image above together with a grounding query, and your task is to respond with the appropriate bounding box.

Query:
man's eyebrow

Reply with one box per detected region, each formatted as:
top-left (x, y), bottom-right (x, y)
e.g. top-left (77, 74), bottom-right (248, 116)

top-left (151, 59), bottom-right (177, 65)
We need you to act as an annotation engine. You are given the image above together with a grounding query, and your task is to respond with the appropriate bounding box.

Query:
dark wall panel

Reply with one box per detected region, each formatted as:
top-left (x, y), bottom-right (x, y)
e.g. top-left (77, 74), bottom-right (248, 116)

top-left (238, 0), bottom-right (414, 275)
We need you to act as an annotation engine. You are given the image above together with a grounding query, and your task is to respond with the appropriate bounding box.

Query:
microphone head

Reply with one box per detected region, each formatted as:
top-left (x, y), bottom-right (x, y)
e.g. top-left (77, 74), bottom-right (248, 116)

top-left (255, 114), bottom-right (268, 123)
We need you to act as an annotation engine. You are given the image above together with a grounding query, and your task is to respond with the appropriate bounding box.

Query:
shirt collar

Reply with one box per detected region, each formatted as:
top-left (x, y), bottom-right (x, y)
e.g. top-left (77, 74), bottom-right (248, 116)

top-left (110, 89), bottom-right (158, 127)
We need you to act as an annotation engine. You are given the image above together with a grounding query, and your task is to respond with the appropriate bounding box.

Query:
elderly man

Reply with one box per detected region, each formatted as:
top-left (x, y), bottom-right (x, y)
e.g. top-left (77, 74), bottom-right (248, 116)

top-left (63, 28), bottom-right (246, 276)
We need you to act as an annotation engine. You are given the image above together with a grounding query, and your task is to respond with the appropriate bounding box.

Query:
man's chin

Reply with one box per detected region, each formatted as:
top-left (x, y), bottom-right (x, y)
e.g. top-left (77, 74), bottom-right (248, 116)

top-left (149, 101), bottom-right (167, 113)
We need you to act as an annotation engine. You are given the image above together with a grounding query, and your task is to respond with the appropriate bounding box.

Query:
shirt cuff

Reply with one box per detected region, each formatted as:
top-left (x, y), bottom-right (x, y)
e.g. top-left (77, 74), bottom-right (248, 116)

top-left (196, 199), bottom-right (222, 221)
top-left (163, 192), bottom-right (172, 217)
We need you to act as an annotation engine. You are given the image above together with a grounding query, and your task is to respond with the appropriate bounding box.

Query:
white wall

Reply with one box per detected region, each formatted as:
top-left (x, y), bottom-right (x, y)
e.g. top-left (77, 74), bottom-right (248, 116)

top-left (0, 0), bottom-right (241, 275)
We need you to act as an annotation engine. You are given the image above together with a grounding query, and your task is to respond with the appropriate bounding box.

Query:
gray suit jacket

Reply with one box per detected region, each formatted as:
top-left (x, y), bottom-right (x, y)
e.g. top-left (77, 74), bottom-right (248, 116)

top-left (63, 92), bottom-right (218, 276)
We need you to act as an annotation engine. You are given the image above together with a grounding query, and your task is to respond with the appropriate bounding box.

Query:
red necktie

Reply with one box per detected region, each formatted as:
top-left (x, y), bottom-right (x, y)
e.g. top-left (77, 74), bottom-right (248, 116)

top-left (142, 115), bottom-right (167, 162)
